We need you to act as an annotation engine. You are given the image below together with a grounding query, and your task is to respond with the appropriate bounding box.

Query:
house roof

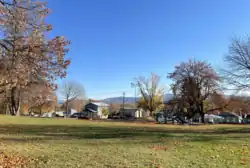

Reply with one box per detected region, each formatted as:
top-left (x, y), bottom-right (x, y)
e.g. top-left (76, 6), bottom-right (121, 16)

top-left (205, 114), bottom-right (223, 119)
top-left (90, 102), bottom-right (110, 107)
top-left (86, 108), bottom-right (97, 113)
top-left (219, 112), bottom-right (240, 117)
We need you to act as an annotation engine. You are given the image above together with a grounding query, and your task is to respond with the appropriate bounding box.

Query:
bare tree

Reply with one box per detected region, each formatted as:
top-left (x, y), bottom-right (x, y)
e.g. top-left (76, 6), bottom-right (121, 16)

top-left (68, 99), bottom-right (86, 112)
top-left (135, 73), bottom-right (164, 116)
top-left (168, 59), bottom-right (221, 123)
top-left (223, 36), bottom-right (250, 91)
top-left (61, 81), bottom-right (85, 114)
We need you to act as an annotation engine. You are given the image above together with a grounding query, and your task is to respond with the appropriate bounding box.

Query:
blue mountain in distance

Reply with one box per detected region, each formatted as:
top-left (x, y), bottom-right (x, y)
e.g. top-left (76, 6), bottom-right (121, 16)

top-left (103, 94), bottom-right (174, 104)
top-left (58, 94), bottom-right (236, 104)
top-left (58, 94), bottom-right (174, 104)
top-left (103, 97), bottom-right (140, 104)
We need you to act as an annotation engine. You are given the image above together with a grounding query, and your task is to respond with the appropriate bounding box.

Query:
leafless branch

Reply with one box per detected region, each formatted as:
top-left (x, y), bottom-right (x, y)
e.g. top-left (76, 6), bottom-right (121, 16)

top-left (223, 36), bottom-right (250, 91)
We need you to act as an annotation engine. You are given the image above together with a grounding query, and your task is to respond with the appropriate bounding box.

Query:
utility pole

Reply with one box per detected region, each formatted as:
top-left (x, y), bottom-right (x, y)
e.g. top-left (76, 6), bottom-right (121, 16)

top-left (135, 88), bottom-right (136, 106)
top-left (131, 83), bottom-right (136, 107)
top-left (122, 92), bottom-right (125, 118)
top-left (122, 92), bottom-right (125, 109)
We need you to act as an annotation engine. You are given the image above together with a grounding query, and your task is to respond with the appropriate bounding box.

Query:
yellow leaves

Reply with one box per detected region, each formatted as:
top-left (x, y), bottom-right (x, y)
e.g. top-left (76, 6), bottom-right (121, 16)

top-left (102, 108), bottom-right (109, 116)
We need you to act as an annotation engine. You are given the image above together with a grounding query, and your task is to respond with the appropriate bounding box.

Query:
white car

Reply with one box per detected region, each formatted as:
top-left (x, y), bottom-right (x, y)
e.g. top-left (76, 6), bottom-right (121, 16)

top-left (42, 112), bottom-right (56, 118)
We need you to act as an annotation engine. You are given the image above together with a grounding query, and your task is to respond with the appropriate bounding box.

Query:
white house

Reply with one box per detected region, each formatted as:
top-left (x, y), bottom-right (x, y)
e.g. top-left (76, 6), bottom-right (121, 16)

top-left (85, 102), bottom-right (110, 119)
top-left (204, 114), bottom-right (224, 124)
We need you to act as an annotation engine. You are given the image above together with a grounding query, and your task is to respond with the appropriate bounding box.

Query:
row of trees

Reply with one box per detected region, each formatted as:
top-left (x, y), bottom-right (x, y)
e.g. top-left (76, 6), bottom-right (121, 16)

top-left (1, 1), bottom-right (249, 121)
top-left (135, 37), bottom-right (250, 123)
top-left (0, 0), bottom-right (70, 115)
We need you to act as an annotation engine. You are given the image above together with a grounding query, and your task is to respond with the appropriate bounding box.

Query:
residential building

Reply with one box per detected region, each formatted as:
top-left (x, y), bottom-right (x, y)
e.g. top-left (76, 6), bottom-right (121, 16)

top-left (85, 102), bottom-right (110, 119)
top-left (219, 112), bottom-right (243, 123)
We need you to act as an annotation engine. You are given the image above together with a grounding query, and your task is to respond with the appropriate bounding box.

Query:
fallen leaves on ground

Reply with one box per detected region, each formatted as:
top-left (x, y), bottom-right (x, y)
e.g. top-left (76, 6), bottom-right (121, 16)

top-left (150, 145), bottom-right (168, 151)
top-left (240, 158), bottom-right (248, 165)
top-left (0, 151), bottom-right (30, 168)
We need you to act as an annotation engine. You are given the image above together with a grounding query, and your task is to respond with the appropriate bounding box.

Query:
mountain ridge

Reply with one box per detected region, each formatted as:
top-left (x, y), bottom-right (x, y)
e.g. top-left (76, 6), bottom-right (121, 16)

top-left (103, 94), bottom-right (174, 104)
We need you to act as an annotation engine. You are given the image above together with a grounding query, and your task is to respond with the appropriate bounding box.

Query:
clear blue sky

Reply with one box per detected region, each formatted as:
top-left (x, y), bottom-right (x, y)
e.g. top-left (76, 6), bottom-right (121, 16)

top-left (47, 0), bottom-right (250, 99)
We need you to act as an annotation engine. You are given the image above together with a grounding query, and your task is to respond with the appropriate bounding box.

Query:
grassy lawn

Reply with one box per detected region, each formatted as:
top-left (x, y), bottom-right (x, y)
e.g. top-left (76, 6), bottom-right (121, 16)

top-left (0, 116), bottom-right (250, 168)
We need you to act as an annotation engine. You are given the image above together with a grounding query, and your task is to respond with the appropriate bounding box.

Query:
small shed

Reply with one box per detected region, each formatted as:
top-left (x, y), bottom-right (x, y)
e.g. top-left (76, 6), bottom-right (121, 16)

top-left (121, 108), bottom-right (143, 118)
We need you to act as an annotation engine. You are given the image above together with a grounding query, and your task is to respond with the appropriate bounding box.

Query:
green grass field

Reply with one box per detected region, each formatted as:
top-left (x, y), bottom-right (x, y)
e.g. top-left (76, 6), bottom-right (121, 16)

top-left (0, 116), bottom-right (249, 168)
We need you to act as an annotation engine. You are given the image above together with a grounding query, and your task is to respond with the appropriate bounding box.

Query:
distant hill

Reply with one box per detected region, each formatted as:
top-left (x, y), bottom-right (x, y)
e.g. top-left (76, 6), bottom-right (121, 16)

top-left (57, 94), bottom-right (174, 104)
top-left (103, 97), bottom-right (139, 104)
top-left (58, 94), bottom-right (238, 105)
top-left (103, 94), bottom-right (174, 104)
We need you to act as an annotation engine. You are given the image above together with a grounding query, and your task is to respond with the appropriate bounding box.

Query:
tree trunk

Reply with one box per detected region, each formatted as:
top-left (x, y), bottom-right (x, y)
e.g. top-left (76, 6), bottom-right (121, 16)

top-left (200, 112), bottom-right (205, 123)
top-left (39, 106), bottom-right (42, 115)
top-left (65, 102), bottom-right (68, 113)
top-left (199, 103), bottom-right (205, 123)
top-left (149, 110), bottom-right (153, 118)
top-left (8, 102), bottom-right (14, 115)
top-left (65, 102), bottom-right (68, 118)
top-left (15, 102), bottom-right (21, 116)
top-left (7, 87), bottom-right (21, 116)
top-left (9, 88), bottom-right (16, 115)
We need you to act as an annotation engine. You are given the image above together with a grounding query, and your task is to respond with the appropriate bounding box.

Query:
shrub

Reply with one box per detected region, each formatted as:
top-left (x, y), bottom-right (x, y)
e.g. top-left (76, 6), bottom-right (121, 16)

top-left (102, 108), bottom-right (109, 116)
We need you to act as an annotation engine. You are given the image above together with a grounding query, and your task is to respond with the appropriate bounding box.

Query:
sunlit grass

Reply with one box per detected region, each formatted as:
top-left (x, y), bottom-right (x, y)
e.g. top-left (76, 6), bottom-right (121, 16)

top-left (0, 116), bottom-right (249, 168)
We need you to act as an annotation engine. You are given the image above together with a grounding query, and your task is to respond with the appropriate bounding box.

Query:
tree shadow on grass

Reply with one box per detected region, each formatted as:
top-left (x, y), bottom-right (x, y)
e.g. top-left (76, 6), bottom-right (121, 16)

top-left (0, 124), bottom-right (249, 144)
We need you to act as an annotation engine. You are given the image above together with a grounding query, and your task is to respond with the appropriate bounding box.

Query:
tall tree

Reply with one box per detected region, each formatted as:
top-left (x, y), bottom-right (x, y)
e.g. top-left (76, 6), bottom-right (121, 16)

top-left (0, 0), bottom-right (70, 115)
top-left (222, 36), bottom-right (250, 91)
top-left (168, 59), bottom-right (221, 123)
top-left (61, 81), bottom-right (85, 114)
top-left (135, 73), bottom-right (164, 116)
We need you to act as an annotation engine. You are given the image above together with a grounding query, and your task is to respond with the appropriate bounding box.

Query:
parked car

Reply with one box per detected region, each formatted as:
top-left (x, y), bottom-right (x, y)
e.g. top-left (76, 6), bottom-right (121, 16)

top-left (70, 112), bottom-right (95, 120)
top-left (108, 114), bottom-right (121, 119)
top-left (156, 113), bottom-right (165, 123)
top-left (33, 114), bottom-right (40, 117)
top-left (155, 112), bottom-right (178, 123)
top-left (42, 112), bottom-right (56, 118)
top-left (70, 112), bottom-right (80, 118)
top-left (55, 111), bottom-right (64, 117)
